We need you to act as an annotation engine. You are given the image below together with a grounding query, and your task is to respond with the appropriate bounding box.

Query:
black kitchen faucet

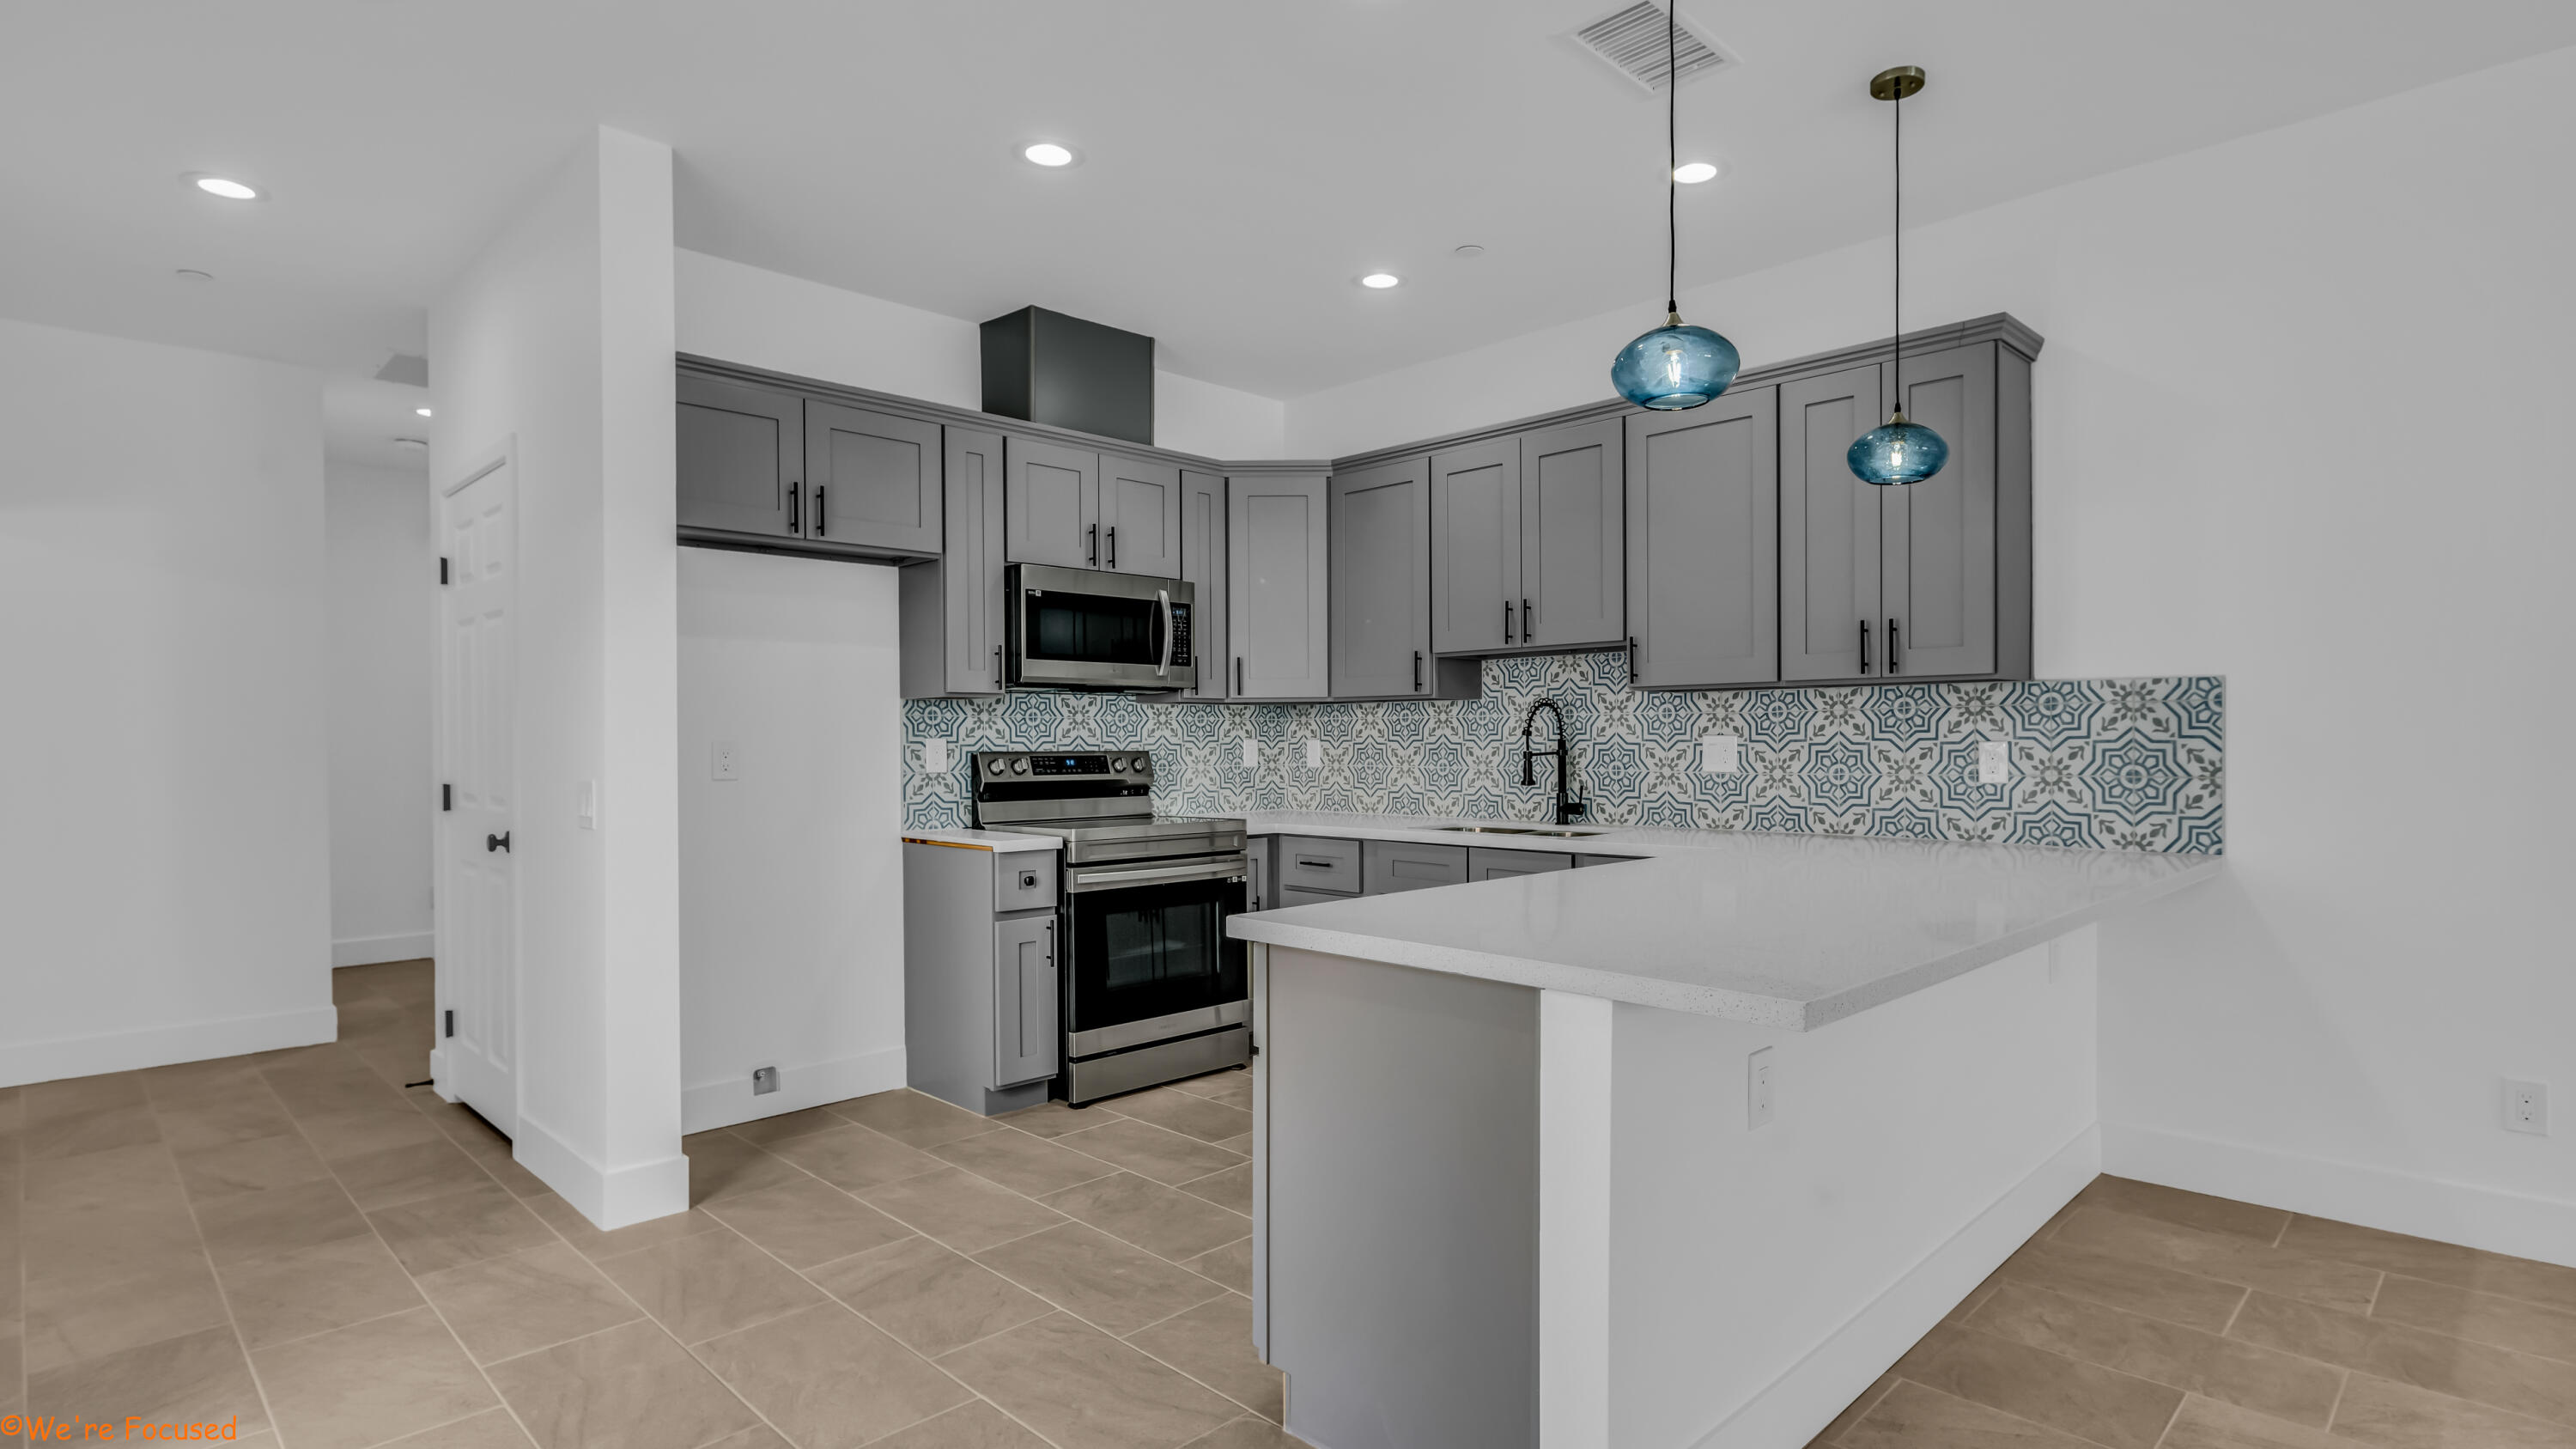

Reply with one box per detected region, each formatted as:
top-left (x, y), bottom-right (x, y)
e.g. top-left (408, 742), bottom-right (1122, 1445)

top-left (1520, 698), bottom-right (1588, 826)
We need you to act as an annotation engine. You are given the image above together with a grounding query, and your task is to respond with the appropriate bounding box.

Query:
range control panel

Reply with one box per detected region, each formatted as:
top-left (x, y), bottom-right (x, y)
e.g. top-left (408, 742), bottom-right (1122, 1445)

top-left (972, 751), bottom-right (1157, 784)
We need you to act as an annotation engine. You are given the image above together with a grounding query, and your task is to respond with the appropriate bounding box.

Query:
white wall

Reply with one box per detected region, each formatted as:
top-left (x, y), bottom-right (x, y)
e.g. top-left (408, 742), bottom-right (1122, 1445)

top-left (1289, 52), bottom-right (2576, 1262)
top-left (677, 550), bottom-right (904, 1132)
top-left (325, 461), bottom-right (434, 965)
top-left (0, 317), bottom-right (335, 1084)
top-left (429, 126), bottom-right (684, 1228)
top-left (676, 249), bottom-right (1290, 460)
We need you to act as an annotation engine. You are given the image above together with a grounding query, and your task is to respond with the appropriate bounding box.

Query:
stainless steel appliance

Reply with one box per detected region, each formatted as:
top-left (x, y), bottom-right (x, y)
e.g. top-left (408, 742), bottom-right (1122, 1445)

top-left (971, 750), bottom-right (1249, 1103)
top-left (1005, 563), bottom-right (1196, 692)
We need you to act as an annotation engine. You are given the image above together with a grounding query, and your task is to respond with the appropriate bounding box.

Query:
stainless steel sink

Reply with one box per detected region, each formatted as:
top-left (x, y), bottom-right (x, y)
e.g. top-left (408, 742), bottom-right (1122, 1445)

top-left (1517, 828), bottom-right (1607, 837)
top-left (1431, 824), bottom-right (1607, 837)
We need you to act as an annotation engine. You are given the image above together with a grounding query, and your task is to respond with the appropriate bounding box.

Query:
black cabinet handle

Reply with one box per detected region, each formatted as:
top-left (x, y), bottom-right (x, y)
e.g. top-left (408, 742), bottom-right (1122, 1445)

top-left (1413, 649), bottom-right (1424, 691)
top-left (486, 831), bottom-right (511, 854)
top-left (1523, 597), bottom-right (1534, 636)
top-left (1088, 523), bottom-right (1098, 566)
top-left (1504, 600), bottom-right (1515, 643)
top-left (1859, 618), bottom-right (1872, 675)
top-left (993, 644), bottom-right (1002, 689)
top-left (815, 484), bottom-right (826, 537)
top-left (1626, 635), bottom-right (1638, 681)
top-left (787, 482), bottom-right (799, 534)
top-left (1886, 618), bottom-right (1901, 675)
top-left (1107, 526), bottom-right (1116, 569)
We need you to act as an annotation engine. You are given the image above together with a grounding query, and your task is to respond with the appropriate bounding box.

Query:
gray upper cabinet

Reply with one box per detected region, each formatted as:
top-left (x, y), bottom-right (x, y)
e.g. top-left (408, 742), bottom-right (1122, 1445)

top-left (1005, 437), bottom-right (1100, 569)
top-left (1100, 454), bottom-right (1182, 577)
top-left (1331, 458), bottom-right (1434, 698)
top-left (1880, 343), bottom-right (2000, 679)
top-left (1431, 441), bottom-right (1517, 653)
top-left (900, 427), bottom-right (1005, 698)
top-left (803, 401), bottom-right (942, 557)
top-left (1229, 473), bottom-right (1331, 699)
top-left (1170, 469), bottom-right (1229, 700)
top-left (1779, 363), bottom-right (1886, 682)
top-left (677, 374), bottom-right (802, 542)
top-left (1627, 387), bottom-right (1777, 689)
top-left (1518, 418), bottom-right (1623, 650)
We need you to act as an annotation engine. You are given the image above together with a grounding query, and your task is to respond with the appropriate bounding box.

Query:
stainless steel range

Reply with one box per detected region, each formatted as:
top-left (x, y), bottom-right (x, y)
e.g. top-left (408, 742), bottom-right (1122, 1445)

top-left (971, 751), bottom-right (1250, 1104)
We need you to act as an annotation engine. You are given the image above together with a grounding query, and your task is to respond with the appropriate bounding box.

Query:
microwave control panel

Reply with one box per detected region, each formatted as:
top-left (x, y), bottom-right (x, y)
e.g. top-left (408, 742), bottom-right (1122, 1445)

top-left (1168, 602), bottom-right (1192, 668)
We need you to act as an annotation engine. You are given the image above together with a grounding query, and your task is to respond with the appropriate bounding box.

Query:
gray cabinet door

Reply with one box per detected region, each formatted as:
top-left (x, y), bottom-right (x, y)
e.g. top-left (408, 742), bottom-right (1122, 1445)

top-left (1101, 454), bottom-right (1182, 578)
top-left (677, 374), bottom-right (802, 540)
top-left (1331, 457), bottom-right (1433, 698)
top-left (993, 916), bottom-right (1058, 1088)
top-left (1880, 342), bottom-right (1997, 679)
top-left (1429, 441), bottom-right (1518, 654)
top-left (1518, 418), bottom-right (1624, 650)
top-left (1626, 388), bottom-right (1778, 688)
top-left (1005, 437), bottom-right (1100, 569)
top-left (803, 401), bottom-right (942, 557)
top-left (1779, 363), bottom-right (1886, 682)
top-left (1228, 474), bottom-right (1331, 699)
top-left (945, 428), bottom-right (1007, 694)
top-left (1467, 848), bottom-right (1571, 880)
top-left (1174, 470), bottom-right (1228, 700)
top-left (1362, 840), bottom-right (1469, 895)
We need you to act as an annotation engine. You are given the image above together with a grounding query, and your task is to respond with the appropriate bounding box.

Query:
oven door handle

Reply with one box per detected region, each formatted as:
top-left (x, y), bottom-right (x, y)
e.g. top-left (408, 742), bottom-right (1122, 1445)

top-left (1066, 857), bottom-right (1247, 892)
top-left (1156, 588), bottom-right (1172, 678)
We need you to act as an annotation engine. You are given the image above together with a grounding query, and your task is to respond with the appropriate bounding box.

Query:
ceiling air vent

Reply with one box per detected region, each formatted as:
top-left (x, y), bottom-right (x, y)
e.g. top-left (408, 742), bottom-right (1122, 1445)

top-left (1571, 3), bottom-right (1735, 93)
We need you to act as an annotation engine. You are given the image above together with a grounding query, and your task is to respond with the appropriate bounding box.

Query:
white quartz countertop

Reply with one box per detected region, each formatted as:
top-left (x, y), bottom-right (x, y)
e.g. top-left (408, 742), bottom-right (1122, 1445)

top-left (1224, 815), bottom-right (2222, 1030)
top-left (900, 828), bottom-right (1062, 854)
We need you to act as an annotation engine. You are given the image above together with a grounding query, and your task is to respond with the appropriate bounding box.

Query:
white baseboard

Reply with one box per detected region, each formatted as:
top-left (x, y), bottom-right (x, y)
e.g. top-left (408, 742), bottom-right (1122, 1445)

top-left (681, 1045), bottom-right (908, 1135)
top-left (511, 1110), bottom-right (690, 1232)
top-left (2104, 1122), bottom-right (2576, 1270)
top-left (0, 1003), bottom-right (339, 1089)
top-left (332, 932), bottom-right (434, 968)
top-left (1694, 1124), bottom-right (2104, 1449)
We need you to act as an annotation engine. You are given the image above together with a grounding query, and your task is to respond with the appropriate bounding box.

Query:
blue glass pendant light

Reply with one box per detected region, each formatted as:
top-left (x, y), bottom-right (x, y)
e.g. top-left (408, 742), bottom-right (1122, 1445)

top-left (1849, 64), bottom-right (1949, 486)
top-left (1611, 0), bottom-right (1738, 410)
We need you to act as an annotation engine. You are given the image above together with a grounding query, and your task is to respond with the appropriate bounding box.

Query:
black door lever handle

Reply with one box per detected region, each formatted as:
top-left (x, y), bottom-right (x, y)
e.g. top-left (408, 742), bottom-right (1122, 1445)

top-left (486, 831), bottom-right (511, 854)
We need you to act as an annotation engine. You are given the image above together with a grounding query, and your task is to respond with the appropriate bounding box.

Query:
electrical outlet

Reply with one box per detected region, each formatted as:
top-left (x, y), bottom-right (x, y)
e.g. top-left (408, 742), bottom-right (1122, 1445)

top-left (1304, 740), bottom-right (1322, 769)
top-left (1700, 734), bottom-right (1741, 774)
top-left (712, 740), bottom-right (740, 781)
top-left (1241, 739), bottom-right (1258, 767)
top-left (921, 739), bottom-right (950, 773)
top-left (2505, 1080), bottom-right (2549, 1135)
top-left (1978, 740), bottom-right (2010, 785)
top-left (575, 780), bottom-right (597, 831)
top-left (751, 1065), bottom-right (779, 1096)
top-left (1747, 1047), bottom-right (1776, 1129)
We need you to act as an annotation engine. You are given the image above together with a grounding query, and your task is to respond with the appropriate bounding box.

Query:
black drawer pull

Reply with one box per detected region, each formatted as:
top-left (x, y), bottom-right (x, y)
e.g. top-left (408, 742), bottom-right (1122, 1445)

top-left (1295, 857), bottom-right (1335, 870)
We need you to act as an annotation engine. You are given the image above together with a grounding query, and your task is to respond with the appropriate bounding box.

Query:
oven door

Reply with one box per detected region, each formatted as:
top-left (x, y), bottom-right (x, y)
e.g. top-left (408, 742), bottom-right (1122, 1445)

top-left (1060, 856), bottom-right (1247, 1058)
top-left (1007, 563), bottom-right (1196, 691)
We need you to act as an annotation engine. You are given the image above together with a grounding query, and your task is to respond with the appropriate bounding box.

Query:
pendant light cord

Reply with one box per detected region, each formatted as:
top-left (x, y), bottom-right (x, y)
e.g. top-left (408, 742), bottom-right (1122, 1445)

top-left (1666, 0), bottom-right (1678, 318)
top-left (1891, 78), bottom-right (1902, 410)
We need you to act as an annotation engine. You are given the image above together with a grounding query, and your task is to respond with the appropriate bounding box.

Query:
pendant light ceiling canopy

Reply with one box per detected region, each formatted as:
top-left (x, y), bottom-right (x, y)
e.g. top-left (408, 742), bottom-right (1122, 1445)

top-left (1610, 1), bottom-right (1739, 411)
top-left (1848, 64), bottom-right (1948, 486)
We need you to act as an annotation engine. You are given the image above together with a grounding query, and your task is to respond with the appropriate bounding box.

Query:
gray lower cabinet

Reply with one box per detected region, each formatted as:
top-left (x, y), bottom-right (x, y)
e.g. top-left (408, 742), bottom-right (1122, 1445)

top-left (1100, 453), bottom-right (1182, 577)
top-left (1517, 418), bottom-right (1624, 651)
top-left (803, 401), bottom-right (942, 557)
top-left (1229, 473), bottom-right (1331, 699)
top-left (1276, 835), bottom-right (1361, 895)
top-left (899, 427), bottom-right (1005, 697)
top-left (1573, 853), bottom-right (1641, 868)
top-left (1005, 437), bottom-right (1101, 569)
top-left (1274, 885), bottom-right (1351, 908)
top-left (677, 373), bottom-right (802, 542)
top-left (993, 916), bottom-right (1059, 1088)
top-left (904, 842), bottom-right (1062, 1115)
top-left (1627, 387), bottom-right (1778, 688)
top-left (1363, 840), bottom-right (1468, 895)
top-left (1467, 848), bottom-right (1571, 880)
top-left (1246, 836), bottom-right (1270, 912)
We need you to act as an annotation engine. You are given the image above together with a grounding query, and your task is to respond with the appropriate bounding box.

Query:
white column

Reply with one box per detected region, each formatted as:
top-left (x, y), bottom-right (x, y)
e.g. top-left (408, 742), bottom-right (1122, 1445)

top-left (1539, 989), bottom-right (1614, 1449)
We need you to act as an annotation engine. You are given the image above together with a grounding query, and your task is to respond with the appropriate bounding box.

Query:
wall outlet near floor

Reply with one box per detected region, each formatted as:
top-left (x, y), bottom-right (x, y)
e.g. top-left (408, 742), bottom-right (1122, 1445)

top-left (1700, 734), bottom-right (1741, 774)
top-left (2504, 1079), bottom-right (2549, 1135)
top-left (1978, 740), bottom-right (2011, 785)
top-left (921, 738), bottom-right (950, 773)
top-left (712, 739), bottom-right (741, 781)
top-left (752, 1065), bottom-right (780, 1096)
top-left (1747, 1047), bottom-right (1776, 1129)
top-left (1242, 739), bottom-right (1259, 767)
top-left (1304, 739), bottom-right (1322, 769)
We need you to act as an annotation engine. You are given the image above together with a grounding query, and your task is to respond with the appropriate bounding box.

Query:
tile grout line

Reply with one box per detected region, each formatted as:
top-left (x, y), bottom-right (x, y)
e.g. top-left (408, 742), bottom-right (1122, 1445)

top-left (149, 1077), bottom-right (301, 1449)
top-left (2146, 1391), bottom-right (2187, 1449)
top-left (2324, 1367), bottom-right (2350, 1434)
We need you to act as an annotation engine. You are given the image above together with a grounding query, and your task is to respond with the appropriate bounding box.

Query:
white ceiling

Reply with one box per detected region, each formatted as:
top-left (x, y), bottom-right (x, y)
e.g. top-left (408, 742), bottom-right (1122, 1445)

top-left (5, 0), bottom-right (2572, 418)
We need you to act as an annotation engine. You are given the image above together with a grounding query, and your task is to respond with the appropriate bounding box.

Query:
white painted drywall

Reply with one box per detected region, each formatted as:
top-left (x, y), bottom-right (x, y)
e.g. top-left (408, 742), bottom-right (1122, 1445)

top-left (0, 317), bottom-right (335, 1084)
top-left (325, 461), bottom-right (434, 966)
top-left (1288, 53), bottom-right (2576, 1262)
top-left (676, 249), bottom-right (1289, 460)
top-left (428, 126), bottom-right (685, 1228)
top-left (677, 549), bottom-right (905, 1133)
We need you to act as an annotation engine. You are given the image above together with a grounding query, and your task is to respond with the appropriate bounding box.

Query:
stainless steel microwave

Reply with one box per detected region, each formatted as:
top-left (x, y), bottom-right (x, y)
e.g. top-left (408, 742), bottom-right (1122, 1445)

top-left (1005, 563), bottom-right (1197, 692)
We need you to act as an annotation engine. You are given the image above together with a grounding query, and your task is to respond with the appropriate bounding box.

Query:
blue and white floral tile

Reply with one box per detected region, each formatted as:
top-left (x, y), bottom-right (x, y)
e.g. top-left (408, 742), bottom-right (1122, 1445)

top-left (899, 653), bottom-right (2224, 854)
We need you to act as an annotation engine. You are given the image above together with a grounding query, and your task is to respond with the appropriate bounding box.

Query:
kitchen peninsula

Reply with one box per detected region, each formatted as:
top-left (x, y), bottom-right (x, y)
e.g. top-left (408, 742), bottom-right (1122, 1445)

top-left (1226, 825), bottom-right (2221, 1449)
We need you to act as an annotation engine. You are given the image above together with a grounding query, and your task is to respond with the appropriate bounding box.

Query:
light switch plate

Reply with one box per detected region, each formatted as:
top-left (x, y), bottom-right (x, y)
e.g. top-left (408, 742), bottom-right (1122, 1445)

top-left (575, 780), bottom-right (598, 831)
top-left (1304, 740), bottom-right (1322, 769)
top-left (1700, 734), bottom-right (1741, 774)
top-left (712, 740), bottom-right (740, 782)
top-left (921, 739), bottom-right (950, 773)
top-left (1978, 740), bottom-right (2011, 785)
top-left (1241, 740), bottom-right (1258, 767)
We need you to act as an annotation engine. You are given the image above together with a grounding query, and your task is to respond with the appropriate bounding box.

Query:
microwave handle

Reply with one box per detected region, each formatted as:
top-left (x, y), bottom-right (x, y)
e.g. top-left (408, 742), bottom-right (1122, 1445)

top-left (1156, 589), bottom-right (1172, 677)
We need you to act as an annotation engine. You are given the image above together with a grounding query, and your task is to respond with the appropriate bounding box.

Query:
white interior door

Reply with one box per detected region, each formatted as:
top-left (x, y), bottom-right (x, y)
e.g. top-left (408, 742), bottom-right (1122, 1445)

top-left (438, 455), bottom-right (519, 1136)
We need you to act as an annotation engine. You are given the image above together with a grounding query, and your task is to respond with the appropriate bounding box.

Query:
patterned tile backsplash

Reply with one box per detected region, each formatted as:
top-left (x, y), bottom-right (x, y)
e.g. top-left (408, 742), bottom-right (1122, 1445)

top-left (903, 653), bottom-right (2224, 853)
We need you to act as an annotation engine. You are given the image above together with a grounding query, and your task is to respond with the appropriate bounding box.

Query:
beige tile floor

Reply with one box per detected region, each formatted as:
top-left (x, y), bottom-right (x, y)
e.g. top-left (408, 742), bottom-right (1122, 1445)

top-left (0, 960), bottom-right (1304, 1449)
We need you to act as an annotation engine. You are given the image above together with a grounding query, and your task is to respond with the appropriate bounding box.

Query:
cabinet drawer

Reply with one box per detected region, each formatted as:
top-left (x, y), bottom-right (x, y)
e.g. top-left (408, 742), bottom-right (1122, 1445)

top-left (1277, 835), bottom-right (1361, 894)
top-left (1467, 848), bottom-right (1571, 881)
top-left (1364, 840), bottom-right (1469, 895)
top-left (993, 855), bottom-right (1058, 912)
top-left (1273, 885), bottom-right (1353, 909)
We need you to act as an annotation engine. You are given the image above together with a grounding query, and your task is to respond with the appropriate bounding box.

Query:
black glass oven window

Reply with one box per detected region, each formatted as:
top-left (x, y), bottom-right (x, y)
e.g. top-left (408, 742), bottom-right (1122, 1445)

top-left (1024, 593), bottom-right (1160, 665)
top-left (1065, 874), bottom-right (1248, 1037)
top-left (1102, 898), bottom-right (1217, 993)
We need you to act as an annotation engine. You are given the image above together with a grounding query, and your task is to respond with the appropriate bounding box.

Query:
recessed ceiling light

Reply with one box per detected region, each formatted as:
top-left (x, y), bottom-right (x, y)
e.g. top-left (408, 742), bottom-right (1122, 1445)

top-left (174, 268), bottom-right (214, 282)
top-left (416, 407), bottom-right (434, 417)
top-left (394, 437), bottom-right (428, 450)
top-left (1022, 143), bottom-right (1076, 167)
top-left (1453, 245), bottom-right (1485, 258)
top-left (1673, 161), bottom-right (1720, 185)
top-left (183, 173), bottom-right (262, 201)
top-left (1359, 272), bottom-right (1401, 289)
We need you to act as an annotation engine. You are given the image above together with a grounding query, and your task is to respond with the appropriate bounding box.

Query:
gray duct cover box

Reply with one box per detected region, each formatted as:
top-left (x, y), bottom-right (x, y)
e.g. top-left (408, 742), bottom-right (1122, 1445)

top-left (981, 306), bottom-right (1155, 447)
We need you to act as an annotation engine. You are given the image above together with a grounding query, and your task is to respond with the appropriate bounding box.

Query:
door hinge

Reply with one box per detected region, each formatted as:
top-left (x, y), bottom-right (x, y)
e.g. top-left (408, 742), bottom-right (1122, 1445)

top-left (439, 556), bottom-right (450, 585)
top-left (441, 783), bottom-right (453, 812)
top-left (442, 1008), bottom-right (455, 1038)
